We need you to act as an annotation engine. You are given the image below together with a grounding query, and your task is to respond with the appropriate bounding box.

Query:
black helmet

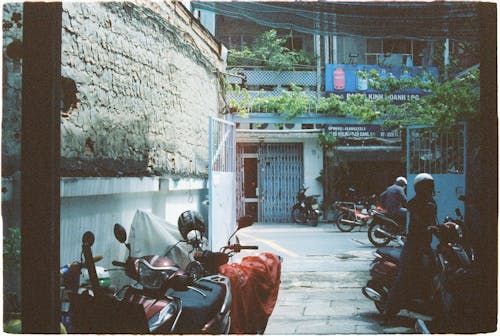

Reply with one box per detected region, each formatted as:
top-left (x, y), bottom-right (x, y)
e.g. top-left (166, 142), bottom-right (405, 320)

top-left (178, 210), bottom-right (206, 240)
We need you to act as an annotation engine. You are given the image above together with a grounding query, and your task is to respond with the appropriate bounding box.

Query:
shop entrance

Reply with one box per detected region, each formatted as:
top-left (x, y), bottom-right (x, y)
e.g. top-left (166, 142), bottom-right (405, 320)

top-left (323, 148), bottom-right (404, 207)
top-left (236, 143), bottom-right (303, 223)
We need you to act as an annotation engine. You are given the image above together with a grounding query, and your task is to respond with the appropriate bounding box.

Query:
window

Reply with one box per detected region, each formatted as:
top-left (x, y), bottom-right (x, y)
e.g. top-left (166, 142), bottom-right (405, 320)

top-left (365, 38), bottom-right (429, 66)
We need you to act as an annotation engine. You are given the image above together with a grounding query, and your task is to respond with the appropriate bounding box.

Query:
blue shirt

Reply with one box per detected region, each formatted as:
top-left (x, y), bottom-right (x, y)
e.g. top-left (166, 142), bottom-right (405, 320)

top-left (380, 184), bottom-right (407, 216)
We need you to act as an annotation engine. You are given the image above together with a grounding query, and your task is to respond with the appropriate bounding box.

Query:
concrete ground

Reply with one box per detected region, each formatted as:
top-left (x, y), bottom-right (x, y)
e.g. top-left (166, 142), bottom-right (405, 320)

top-left (237, 222), bottom-right (423, 334)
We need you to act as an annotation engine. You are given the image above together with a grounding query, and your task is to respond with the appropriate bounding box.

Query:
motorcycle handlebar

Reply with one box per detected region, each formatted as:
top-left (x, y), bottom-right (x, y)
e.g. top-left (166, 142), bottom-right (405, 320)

top-left (239, 245), bottom-right (259, 250)
top-left (224, 244), bottom-right (259, 252)
top-left (112, 260), bottom-right (127, 268)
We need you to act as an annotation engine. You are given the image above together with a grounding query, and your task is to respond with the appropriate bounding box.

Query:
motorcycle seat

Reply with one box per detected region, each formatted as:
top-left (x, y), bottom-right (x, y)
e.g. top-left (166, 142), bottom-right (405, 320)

top-left (376, 246), bottom-right (402, 264)
top-left (168, 278), bottom-right (227, 332)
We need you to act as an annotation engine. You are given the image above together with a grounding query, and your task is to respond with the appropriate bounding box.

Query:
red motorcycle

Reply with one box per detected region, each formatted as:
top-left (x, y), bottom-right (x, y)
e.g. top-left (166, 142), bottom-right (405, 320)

top-left (335, 194), bottom-right (382, 232)
top-left (69, 227), bottom-right (231, 334)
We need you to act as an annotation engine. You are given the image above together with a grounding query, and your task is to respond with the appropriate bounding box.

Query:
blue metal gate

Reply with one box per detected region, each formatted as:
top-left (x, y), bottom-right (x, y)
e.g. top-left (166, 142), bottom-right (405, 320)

top-left (258, 143), bottom-right (303, 223)
top-left (406, 125), bottom-right (466, 222)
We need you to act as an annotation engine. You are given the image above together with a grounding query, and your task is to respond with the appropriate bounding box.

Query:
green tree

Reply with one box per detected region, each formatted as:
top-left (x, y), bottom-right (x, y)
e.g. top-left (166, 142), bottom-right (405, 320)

top-left (227, 30), bottom-right (311, 70)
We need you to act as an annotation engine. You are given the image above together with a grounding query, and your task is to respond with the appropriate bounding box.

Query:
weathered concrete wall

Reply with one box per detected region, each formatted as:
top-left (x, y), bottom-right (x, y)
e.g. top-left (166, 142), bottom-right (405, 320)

top-left (2, 3), bottom-right (23, 176)
top-left (2, 1), bottom-right (225, 178)
top-left (60, 1), bottom-right (224, 176)
top-left (2, 2), bottom-right (225, 294)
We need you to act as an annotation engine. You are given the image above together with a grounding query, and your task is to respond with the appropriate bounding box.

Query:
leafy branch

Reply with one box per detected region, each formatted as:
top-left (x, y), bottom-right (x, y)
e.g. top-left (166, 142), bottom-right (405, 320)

top-left (227, 30), bottom-right (312, 71)
top-left (226, 68), bottom-right (480, 134)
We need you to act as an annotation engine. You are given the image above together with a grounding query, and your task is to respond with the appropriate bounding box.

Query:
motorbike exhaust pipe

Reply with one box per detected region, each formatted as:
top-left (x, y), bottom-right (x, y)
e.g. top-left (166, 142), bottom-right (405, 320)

top-left (375, 227), bottom-right (398, 239)
top-left (340, 219), bottom-right (362, 226)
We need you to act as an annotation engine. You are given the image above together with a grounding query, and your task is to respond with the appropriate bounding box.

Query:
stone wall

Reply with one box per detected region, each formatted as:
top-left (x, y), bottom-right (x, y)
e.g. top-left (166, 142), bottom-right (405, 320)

top-left (2, 3), bottom-right (23, 176)
top-left (2, 1), bottom-right (225, 178)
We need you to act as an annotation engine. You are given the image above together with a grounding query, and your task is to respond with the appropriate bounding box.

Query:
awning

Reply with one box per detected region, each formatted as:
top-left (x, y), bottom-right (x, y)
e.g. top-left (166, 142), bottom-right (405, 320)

top-left (330, 145), bottom-right (402, 161)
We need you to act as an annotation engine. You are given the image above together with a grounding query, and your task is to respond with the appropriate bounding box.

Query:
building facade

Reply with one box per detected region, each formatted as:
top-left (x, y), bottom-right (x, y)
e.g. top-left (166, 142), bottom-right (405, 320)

top-left (197, 2), bottom-right (476, 223)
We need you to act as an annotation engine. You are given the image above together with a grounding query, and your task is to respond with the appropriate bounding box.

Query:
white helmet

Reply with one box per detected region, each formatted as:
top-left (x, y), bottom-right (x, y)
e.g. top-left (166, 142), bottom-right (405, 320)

top-left (395, 176), bottom-right (407, 186)
top-left (414, 173), bottom-right (434, 193)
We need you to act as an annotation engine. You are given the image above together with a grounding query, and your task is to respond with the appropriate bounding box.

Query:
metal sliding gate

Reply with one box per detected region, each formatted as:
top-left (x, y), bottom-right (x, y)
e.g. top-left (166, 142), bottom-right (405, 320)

top-left (208, 117), bottom-right (236, 251)
top-left (258, 143), bottom-right (303, 223)
top-left (406, 125), bottom-right (466, 222)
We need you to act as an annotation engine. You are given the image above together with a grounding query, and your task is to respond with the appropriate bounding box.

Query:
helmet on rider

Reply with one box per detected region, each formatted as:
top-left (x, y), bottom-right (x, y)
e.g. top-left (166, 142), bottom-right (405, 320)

top-left (178, 210), bottom-right (206, 240)
top-left (395, 176), bottom-right (407, 187)
top-left (414, 173), bottom-right (434, 195)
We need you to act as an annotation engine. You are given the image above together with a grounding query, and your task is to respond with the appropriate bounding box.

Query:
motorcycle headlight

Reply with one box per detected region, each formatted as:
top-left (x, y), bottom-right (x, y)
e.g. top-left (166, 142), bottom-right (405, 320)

top-left (137, 260), bottom-right (177, 290)
top-left (148, 301), bottom-right (179, 332)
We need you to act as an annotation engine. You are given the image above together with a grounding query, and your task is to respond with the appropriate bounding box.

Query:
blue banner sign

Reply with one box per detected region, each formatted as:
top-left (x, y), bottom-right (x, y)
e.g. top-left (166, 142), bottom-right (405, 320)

top-left (325, 64), bottom-right (438, 100)
top-left (325, 124), bottom-right (400, 139)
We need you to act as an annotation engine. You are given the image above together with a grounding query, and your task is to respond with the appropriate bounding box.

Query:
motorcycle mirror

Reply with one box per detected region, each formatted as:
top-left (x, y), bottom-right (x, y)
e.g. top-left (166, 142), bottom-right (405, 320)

top-left (237, 216), bottom-right (254, 230)
top-left (113, 223), bottom-right (127, 243)
top-left (82, 231), bottom-right (95, 247)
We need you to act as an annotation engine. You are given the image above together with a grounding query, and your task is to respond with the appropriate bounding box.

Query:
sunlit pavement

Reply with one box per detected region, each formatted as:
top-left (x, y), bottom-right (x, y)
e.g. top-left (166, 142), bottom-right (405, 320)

top-left (236, 222), bottom-right (416, 334)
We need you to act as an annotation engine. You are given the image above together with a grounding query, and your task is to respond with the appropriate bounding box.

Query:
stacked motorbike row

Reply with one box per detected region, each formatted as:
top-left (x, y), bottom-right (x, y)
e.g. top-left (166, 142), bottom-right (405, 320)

top-left (327, 187), bottom-right (405, 247)
top-left (60, 213), bottom-right (281, 334)
top-left (292, 184), bottom-right (477, 333)
top-left (362, 202), bottom-right (477, 333)
top-left (291, 185), bottom-right (404, 248)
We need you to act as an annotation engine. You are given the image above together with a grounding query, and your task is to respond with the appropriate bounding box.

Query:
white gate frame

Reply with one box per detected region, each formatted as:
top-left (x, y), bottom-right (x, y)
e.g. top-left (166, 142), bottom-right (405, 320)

top-left (208, 116), bottom-right (236, 251)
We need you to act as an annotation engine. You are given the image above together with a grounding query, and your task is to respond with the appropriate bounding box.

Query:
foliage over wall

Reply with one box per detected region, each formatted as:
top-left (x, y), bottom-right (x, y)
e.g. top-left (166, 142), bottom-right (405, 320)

top-left (228, 68), bottom-right (480, 137)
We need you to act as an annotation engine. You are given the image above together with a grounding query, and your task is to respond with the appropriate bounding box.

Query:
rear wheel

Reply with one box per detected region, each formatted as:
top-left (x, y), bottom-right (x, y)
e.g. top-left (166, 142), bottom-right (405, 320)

top-left (368, 221), bottom-right (393, 247)
top-left (291, 207), bottom-right (308, 224)
top-left (336, 213), bottom-right (355, 232)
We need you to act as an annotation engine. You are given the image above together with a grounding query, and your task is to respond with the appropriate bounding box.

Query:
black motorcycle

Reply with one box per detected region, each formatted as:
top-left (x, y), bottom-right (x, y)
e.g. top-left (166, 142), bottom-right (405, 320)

top-left (362, 214), bottom-right (475, 321)
top-left (291, 185), bottom-right (321, 226)
top-left (367, 210), bottom-right (406, 247)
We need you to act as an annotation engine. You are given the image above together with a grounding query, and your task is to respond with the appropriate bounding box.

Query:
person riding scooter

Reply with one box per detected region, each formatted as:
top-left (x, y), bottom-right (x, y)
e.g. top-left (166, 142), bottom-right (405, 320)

top-left (379, 176), bottom-right (408, 227)
top-left (381, 173), bottom-right (438, 325)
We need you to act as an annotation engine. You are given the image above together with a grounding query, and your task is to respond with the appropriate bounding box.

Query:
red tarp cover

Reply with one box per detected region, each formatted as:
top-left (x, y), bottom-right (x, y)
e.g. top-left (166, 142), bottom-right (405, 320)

top-left (219, 252), bottom-right (281, 334)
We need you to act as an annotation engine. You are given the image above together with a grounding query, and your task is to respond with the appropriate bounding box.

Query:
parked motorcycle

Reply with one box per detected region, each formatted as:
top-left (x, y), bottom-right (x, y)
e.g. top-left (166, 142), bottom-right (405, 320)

top-left (335, 194), bottom-right (381, 232)
top-left (69, 228), bottom-right (231, 334)
top-left (60, 255), bottom-right (112, 331)
top-left (179, 213), bottom-right (282, 334)
top-left (291, 185), bottom-right (321, 226)
top-left (367, 210), bottom-right (406, 247)
top-left (361, 215), bottom-right (474, 321)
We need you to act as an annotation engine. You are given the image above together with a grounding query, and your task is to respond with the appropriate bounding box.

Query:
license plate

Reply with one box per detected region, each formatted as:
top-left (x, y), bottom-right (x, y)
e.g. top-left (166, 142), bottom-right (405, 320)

top-left (312, 204), bottom-right (319, 210)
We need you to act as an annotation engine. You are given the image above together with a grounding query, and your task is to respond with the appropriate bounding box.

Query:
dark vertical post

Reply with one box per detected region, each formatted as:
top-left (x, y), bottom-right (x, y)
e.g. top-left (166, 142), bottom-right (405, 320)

top-left (21, 2), bottom-right (62, 333)
top-left (478, 2), bottom-right (498, 332)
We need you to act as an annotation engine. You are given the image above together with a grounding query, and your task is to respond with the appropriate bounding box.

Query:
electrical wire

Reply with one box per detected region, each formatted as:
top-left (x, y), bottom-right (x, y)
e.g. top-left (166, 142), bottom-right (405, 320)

top-left (192, 2), bottom-right (480, 41)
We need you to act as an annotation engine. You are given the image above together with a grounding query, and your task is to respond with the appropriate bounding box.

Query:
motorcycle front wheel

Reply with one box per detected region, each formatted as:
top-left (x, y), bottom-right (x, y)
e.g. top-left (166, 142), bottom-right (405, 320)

top-left (367, 221), bottom-right (392, 247)
top-left (336, 213), bottom-right (355, 232)
top-left (291, 207), bottom-right (308, 224)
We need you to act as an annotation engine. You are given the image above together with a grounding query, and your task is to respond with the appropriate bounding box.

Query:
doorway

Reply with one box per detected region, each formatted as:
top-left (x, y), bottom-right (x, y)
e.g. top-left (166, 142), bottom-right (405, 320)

top-left (236, 143), bottom-right (304, 223)
top-left (243, 156), bottom-right (258, 219)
